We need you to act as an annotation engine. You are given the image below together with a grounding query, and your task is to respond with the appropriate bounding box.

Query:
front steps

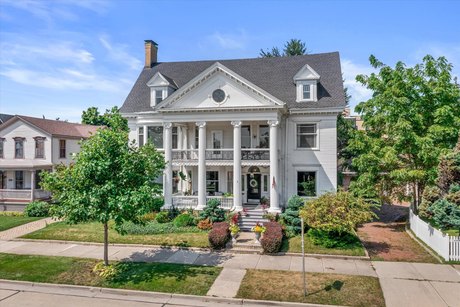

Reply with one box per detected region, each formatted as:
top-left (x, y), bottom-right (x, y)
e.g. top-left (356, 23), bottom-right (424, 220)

top-left (226, 231), bottom-right (263, 253)
top-left (238, 207), bottom-right (270, 231)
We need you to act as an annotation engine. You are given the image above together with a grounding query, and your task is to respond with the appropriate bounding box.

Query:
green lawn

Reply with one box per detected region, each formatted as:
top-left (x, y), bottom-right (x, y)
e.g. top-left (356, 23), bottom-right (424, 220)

top-left (22, 221), bottom-right (210, 248)
top-left (0, 216), bottom-right (42, 232)
top-left (237, 269), bottom-right (385, 307)
top-left (0, 253), bottom-right (221, 295)
top-left (281, 234), bottom-right (366, 257)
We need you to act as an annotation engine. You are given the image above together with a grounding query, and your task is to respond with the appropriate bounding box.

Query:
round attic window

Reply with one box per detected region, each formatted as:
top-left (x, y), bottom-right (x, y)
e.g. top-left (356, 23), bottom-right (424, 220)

top-left (212, 89), bottom-right (226, 103)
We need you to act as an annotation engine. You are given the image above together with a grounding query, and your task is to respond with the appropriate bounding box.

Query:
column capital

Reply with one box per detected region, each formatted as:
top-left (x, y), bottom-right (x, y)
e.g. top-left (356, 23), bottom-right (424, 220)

top-left (196, 121), bottom-right (206, 128)
top-left (268, 120), bottom-right (279, 127)
top-left (231, 120), bottom-right (242, 127)
top-left (163, 122), bottom-right (173, 129)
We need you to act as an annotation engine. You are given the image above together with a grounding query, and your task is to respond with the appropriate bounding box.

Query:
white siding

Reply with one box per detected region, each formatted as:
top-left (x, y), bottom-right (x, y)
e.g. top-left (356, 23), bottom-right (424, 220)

top-left (51, 138), bottom-right (82, 165)
top-left (0, 120), bottom-right (52, 164)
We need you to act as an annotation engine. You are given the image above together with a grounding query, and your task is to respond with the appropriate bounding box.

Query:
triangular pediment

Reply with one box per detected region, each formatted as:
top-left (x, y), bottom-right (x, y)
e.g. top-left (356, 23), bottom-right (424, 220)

top-left (156, 62), bottom-right (285, 111)
top-left (293, 64), bottom-right (320, 81)
top-left (147, 72), bottom-right (178, 89)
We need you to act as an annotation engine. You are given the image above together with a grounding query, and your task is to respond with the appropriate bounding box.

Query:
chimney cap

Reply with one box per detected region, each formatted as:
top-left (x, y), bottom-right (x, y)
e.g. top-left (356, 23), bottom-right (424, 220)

top-left (144, 40), bottom-right (158, 46)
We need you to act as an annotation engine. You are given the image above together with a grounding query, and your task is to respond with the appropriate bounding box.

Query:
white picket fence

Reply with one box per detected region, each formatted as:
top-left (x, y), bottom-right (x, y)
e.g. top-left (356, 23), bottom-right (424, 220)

top-left (409, 209), bottom-right (460, 261)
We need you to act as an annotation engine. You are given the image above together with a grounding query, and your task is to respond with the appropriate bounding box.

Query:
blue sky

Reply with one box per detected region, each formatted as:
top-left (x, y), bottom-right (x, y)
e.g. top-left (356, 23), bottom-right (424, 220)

top-left (0, 0), bottom-right (459, 122)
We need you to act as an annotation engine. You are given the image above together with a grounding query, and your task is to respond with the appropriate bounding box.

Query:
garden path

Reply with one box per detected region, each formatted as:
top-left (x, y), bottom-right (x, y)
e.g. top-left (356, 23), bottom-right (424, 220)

top-left (0, 217), bottom-right (56, 241)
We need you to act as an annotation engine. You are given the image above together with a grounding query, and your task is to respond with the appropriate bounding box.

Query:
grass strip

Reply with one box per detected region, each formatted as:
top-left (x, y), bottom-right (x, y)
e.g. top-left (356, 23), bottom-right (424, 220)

top-left (22, 221), bottom-right (209, 248)
top-left (237, 269), bottom-right (385, 307)
top-left (0, 216), bottom-right (42, 232)
top-left (0, 253), bottom-right (221, 295)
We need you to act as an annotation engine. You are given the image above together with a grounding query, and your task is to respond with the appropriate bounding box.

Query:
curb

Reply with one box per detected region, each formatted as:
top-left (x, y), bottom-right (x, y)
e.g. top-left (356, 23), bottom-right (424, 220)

top-left (0, 279), bottom-right (343, 307)
top-left (13, 238), bottom-right (370, 260)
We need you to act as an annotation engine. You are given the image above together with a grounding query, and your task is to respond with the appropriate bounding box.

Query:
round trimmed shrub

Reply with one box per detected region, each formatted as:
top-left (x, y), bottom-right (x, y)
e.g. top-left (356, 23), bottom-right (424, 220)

top-left (155, 211), bottom-right (170, 223)
top-left (208, 222), bottom-right (230, 249)
top-left (173, 213), bottom-right (196, 227)
top-left (24, 201), bottom-right (50, 217)
top-left (260, 222), bottom-right (283, 253)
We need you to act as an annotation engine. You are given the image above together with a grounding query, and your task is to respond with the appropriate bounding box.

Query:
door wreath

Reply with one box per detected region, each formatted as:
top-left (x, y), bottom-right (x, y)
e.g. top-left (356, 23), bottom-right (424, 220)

top-left (249, 178), bottom-right (258, 188)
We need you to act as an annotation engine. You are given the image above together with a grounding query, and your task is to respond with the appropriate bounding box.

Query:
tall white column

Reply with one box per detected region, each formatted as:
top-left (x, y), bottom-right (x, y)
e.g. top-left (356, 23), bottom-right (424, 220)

top-left (30, 170), bottom-right (35, 201)
top-left (143, 125), bottom-right (148, 145)
top-left (231, 120), bottom-right (243, 211)
top-left (163, 123), bottom-right (173, 207)
top-left (196, 121), bottom-right (207, 210)
top-left (268, 120), bottom-right (281, 213)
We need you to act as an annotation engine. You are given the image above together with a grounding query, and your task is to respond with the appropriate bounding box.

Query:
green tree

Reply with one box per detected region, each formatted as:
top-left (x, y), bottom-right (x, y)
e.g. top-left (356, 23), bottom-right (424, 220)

top-left (348, 55), bottom-right (460, 206)
top-left (259, 38), bottom-right (307, 57)
top-left (41, 129), bottom-right (165, 265)
top-left (82, 106), bottom-right (128, 132)
top-left (300, 190), bottom-right (376, 234)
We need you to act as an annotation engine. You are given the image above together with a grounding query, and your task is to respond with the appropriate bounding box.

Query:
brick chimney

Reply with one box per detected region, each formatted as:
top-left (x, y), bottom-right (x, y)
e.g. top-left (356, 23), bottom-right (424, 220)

top-left (144, 40), bottom-right (158, 68)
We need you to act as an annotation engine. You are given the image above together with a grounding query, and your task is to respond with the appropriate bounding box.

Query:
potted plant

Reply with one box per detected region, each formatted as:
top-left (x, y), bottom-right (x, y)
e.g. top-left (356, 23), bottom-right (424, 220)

top-left (251, 222), bottom-right (266, 244)
top-left (229, 223), bottom-right (240, 243)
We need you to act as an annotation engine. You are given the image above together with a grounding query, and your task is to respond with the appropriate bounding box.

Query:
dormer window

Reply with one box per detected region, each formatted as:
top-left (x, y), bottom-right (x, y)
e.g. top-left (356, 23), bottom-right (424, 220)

top-left (302, 84), bottom-right (311, 100)
top-left (155, 90), bottom-right (163, 104)
top-left (147, 72), bottom-right (178, 107)
top-left (294, 64), bottom-right (320, 102)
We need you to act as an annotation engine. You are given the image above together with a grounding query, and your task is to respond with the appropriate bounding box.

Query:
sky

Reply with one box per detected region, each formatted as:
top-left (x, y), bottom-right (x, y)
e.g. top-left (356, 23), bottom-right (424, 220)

top-left (0, 0), bottom-right (459, 123)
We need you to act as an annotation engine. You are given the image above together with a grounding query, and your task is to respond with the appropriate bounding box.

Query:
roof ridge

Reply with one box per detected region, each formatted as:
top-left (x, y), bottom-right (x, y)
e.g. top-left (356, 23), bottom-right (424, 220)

top-left (150, 51), bottom-right (340, 66)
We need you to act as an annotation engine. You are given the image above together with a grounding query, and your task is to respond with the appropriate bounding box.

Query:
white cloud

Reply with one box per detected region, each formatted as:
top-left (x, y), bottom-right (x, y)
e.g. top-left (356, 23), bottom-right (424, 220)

top-left (208, 30), bottom-right (248, 50)
top-left (341, 59), bottom-right (375, 113)
top-left (99, 35), bottom-right (141, 70)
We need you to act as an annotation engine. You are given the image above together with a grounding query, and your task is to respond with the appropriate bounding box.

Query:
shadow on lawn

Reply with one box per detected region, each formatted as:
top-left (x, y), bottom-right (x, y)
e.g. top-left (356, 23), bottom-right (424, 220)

top-left (307, 280), bottom-right (344, 296)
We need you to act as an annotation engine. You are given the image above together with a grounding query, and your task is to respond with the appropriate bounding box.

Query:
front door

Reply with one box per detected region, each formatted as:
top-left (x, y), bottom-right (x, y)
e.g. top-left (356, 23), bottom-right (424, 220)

top-left (247, 174), bottom-right (261, 200)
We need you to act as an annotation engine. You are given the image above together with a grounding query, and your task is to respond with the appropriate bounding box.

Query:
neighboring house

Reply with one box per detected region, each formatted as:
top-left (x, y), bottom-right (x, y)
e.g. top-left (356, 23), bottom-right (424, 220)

top-left (0, 115), bottom-right (99, 205)
top-left (120, 40), bottom-right (346, 213)
top-left (0, 114), bottom-right (14, 125)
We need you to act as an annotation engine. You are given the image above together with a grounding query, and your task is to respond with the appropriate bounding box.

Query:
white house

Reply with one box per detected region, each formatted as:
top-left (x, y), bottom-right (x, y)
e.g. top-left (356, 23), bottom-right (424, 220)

top-left (0, 115), bottom-right (99, 205)
top-left (120, 40), bottom-right (346, 213)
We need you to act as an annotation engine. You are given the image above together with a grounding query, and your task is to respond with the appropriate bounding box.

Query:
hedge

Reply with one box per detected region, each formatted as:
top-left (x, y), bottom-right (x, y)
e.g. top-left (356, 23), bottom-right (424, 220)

top-left (260, 222), bottom-right (283, 253)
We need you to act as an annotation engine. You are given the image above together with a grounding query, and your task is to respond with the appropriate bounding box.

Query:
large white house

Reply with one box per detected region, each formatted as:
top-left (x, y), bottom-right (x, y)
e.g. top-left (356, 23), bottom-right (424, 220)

top-left (120, 40), bottom-right (346, 213)
top-left (0, 115), bottom-right (99, 206)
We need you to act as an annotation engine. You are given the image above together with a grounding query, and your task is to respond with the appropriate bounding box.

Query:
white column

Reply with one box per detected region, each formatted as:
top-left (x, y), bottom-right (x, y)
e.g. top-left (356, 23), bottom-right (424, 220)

top-left (30, 170), bottom-right (35, 201)
top-left (196, 121), bottom-right (207, 210)
top-left (143, 125), bottom-right (148, 145)
top-left (163, 123), bottom-right (173, 207)
top-left (231, 120), bottom-right (243, 211)
top-left (268, 120), bottom-right (281, 213)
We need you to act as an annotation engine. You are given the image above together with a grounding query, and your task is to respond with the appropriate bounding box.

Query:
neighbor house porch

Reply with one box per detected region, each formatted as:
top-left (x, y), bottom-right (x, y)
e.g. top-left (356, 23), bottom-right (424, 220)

top-left (0, 165), bottom-right (52, 204)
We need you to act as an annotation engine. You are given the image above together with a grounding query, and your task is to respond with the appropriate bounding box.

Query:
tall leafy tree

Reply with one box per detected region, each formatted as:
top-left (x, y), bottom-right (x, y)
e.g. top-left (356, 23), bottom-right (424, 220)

top-left (259, 38), bottom-right (307, 57)
top-left (41, 129), bottom-right (165, 265)
top-left (82, 106), bottom-right (128, 132)
top-left (348, 55), bottom-right (460, 206)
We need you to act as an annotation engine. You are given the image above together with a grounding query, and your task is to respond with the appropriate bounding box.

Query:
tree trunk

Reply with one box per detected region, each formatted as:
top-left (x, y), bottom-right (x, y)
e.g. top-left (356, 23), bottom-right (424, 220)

top-left (103, 222), bottom-right (109, 266)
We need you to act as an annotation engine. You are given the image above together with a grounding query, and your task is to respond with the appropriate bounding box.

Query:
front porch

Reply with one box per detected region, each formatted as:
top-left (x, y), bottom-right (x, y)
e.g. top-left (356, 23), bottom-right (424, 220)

top-left (0, 169), bottom-right (51, 204)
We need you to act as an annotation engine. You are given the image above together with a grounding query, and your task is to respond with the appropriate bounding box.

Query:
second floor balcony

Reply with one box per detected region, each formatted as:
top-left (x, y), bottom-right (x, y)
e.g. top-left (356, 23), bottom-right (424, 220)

top-left (171, 148), bottom-right (269, 162)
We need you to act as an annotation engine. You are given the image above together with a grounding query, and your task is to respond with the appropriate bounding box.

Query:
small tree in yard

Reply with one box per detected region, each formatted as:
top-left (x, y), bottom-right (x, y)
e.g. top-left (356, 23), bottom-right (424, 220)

top-left (300, 190), bottom-right (376, 246)
top-left (41, 128), bottom-right (164, 265)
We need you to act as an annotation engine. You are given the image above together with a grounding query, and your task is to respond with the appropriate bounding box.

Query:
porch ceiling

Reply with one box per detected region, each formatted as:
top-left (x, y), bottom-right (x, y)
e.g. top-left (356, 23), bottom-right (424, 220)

top-left (0, 160), bottom-right (53, 170)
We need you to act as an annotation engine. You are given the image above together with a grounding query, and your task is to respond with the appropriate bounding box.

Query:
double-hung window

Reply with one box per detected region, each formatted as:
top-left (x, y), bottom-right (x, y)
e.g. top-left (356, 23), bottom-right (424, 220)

top-left (147, 126), bottom-right (163, 148)
top-left (296, 124), bottom-right (317, 149)
top-left (206, 171), bottom-right (219, 194)
top-left (302, 84), bottom-right (311, 100)
top-left (59, 140), bottom-right (66, 158)
top-left (14, 138), bottom-right (24, 159)
top-left (155, 90), bottom-right (163, 105)
top-left (35, 137), bottom-right (45, 158)
top-left (15, 171), bottom-right (24, 189)
top-left (297, 171), bottom-right (316, 197)
top-left (138, 127), bottom-right (144, 147)
top-left (172, 127), bottom-right (178, 149)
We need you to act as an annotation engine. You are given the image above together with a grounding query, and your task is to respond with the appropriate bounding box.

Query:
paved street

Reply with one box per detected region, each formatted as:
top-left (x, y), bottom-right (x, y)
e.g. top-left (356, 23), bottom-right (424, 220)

top-left (0, 280), bottom-right (332, 307)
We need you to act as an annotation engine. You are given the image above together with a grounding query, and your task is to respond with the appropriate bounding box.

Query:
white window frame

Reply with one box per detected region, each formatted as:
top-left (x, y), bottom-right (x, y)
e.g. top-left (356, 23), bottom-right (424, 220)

top-left (296, 80), bottom-right (317, 102)
top-left (138, 127), bottom-right (144, 147)
top-left (296, 123), bottom-right (319, 150)
top-left (296, 170), bottom-right (318, 198)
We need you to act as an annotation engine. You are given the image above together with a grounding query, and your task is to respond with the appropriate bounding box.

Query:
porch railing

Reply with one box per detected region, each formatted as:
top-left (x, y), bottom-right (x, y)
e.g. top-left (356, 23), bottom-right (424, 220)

top-left (0, 189), bottom-right (32, 200)
top-left (241, 148), bottom-right (269, 160)
top-left (171, 148), bottom-right (269, 161)
top-left (34, 189), bottom-right (51, 200)
top-left (171, 195), bottom-right (234, 210)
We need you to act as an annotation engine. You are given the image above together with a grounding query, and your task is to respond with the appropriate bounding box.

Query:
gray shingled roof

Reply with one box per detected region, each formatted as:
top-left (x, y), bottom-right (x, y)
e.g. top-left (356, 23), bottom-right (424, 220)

top-left (0, 113), bottom-right (14, 124)
top-left (120, 52), bottom-right (345, 113)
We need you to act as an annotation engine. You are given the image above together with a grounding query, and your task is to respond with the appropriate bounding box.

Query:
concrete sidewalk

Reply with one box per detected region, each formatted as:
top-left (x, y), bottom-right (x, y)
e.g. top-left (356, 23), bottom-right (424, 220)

top-left (0, 218), bottom-right (55, 240)
top-left (0, 239), bottom-right (377, 277)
